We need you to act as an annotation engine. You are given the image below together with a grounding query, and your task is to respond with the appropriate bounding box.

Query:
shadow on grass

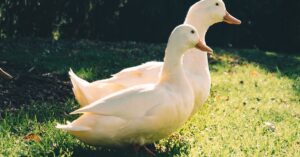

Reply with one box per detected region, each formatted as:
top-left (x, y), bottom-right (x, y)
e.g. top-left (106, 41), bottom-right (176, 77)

top-left (52, 142), bottom-right (190, 157)
top-left (235, 49), bottom-right (299, 77)
top-left (70, 146), bottom-right (138, 157)
top-left (237, 49), bottom-right (300, 95)
top-left (214, 48), bottom-right (300, 95)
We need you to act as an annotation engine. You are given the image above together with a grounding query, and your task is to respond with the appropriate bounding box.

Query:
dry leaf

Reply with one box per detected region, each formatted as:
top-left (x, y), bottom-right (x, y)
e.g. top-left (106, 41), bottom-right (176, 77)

top-left (23, 133), bottom-right (42, 142)
top-left (264, 122), bottom-right (276, 132)
top-left (250, 70), bottom-right (258, 77)
top-left (215, 95), bottom-right (221, 101)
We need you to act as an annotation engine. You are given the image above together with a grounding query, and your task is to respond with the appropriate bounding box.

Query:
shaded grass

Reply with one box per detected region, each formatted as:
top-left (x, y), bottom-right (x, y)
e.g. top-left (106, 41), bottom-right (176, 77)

top-left (0, 39), bottom-right (299, 156)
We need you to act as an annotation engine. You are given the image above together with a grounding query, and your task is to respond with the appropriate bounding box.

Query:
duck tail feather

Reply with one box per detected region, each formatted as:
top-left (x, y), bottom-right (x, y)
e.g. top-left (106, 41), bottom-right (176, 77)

top-left (69, 69), bottom-right (90, 106)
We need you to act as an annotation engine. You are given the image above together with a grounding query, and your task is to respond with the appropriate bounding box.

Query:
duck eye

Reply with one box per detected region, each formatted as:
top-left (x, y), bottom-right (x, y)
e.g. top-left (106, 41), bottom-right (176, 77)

top-left (191, 30), bottom-right (195, 34)
top-left (215, 2), bottom-right (219, 6)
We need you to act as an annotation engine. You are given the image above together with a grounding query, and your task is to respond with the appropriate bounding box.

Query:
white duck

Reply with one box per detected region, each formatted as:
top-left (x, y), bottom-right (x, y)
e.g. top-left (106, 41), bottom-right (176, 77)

top-left (57, 24), bottom-right (211, 147)
top-left (69, 0), bottom-right (241, 116)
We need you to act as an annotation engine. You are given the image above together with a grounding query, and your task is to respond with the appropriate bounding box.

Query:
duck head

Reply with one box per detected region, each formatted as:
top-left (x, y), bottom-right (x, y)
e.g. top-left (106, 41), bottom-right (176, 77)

top-left (185, 0), bottom-right (241, 34)
top-left (168, 24), bottom-right (213, 55)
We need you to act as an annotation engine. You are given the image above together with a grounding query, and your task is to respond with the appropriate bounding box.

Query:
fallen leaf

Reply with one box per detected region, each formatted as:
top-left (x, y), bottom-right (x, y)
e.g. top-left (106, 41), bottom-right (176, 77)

top-left (23, 133), bottom-right (42, 142)
top-left (215, 95), bottom-right (221, 101)
top-left (250, 70), bottom-right (258, 77)
top-left (264, 122), bottom-right (276, 132)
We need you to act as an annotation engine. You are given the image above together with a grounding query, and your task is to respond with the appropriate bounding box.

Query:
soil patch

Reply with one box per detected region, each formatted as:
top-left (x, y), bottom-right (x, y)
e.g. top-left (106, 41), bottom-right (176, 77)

top-left (0, 62), bottom-right (72, 110)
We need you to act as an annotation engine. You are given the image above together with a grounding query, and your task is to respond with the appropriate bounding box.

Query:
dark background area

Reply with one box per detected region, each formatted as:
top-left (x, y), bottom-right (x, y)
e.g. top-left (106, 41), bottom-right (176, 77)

top-left (0, 0), bottom-right (299, 52)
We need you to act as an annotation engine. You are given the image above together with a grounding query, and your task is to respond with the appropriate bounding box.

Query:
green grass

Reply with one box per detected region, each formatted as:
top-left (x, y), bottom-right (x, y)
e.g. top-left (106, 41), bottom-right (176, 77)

top-left (0, 39), bottom-right (299, 156)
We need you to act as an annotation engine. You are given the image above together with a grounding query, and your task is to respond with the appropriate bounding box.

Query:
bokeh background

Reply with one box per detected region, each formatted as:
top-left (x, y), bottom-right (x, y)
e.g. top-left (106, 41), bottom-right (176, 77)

top-left (1, 0), bottom-right (299, 52)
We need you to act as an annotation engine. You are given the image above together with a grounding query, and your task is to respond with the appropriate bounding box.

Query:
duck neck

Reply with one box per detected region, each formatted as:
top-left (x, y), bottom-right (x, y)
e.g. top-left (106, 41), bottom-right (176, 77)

top-left (159, 46), bottom-right (185, 84)
top-left (183, 18), bottom-right (210, 71)
top-left (184, 13), bottom-right (210, 42)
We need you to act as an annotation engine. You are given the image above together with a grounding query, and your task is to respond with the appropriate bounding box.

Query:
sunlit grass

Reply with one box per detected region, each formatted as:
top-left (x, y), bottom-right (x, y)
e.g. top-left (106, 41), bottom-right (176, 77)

top-left (173, 63), bottom-right (300, 156)
top-left (0, 40), bottom-right (299, 156)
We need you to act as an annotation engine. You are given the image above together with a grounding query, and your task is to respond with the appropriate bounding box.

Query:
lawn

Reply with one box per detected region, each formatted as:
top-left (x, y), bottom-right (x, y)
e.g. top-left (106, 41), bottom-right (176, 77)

top-left (0, 38), bottom-right (299, 156)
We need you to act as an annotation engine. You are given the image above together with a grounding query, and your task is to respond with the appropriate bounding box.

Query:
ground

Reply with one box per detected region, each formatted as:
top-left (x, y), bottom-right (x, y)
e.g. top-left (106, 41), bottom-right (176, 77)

top-left (0, 38), bottom-right (299, 156)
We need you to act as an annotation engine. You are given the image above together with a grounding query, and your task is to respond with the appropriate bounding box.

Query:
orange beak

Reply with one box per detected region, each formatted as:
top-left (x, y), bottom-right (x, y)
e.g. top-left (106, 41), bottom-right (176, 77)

top-left (223, 11), bottom-right (241, 25)
top-left (195, 40), bottom-right (213, 55)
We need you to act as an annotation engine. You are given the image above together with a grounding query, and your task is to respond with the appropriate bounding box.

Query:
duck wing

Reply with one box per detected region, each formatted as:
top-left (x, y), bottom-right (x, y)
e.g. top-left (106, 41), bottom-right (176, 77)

top-left (110, 61), bottom-right (162, 79)
top-left (71, 84), bottom-right (166, 119)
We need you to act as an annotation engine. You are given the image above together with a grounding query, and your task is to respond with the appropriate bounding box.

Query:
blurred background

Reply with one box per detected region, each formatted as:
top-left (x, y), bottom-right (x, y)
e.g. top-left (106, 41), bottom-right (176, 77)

top-left (0, 0), bottom-right (299, 53)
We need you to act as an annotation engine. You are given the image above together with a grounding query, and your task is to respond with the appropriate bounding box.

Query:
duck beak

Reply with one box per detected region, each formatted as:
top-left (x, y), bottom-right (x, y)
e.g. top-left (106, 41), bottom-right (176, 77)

top-left (223, 11), bottom-right (241, 25)
top-left (195, 40), bottom-right (213, 55)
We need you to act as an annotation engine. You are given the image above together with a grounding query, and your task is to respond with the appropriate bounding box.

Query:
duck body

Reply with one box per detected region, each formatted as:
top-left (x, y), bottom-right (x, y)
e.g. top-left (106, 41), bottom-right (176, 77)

top-left (60, 82), bottom-right (194, 146)
top-left (70, 0), bottom-right (240, 117)
top-left (112, 49), bottom-right (211, 108)
top-left (57, 24), bottom-right (208, 146)
top-left (71, 48), bottom-right (210, 116)
top-left (69, 61), bottom-right (162, 106)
